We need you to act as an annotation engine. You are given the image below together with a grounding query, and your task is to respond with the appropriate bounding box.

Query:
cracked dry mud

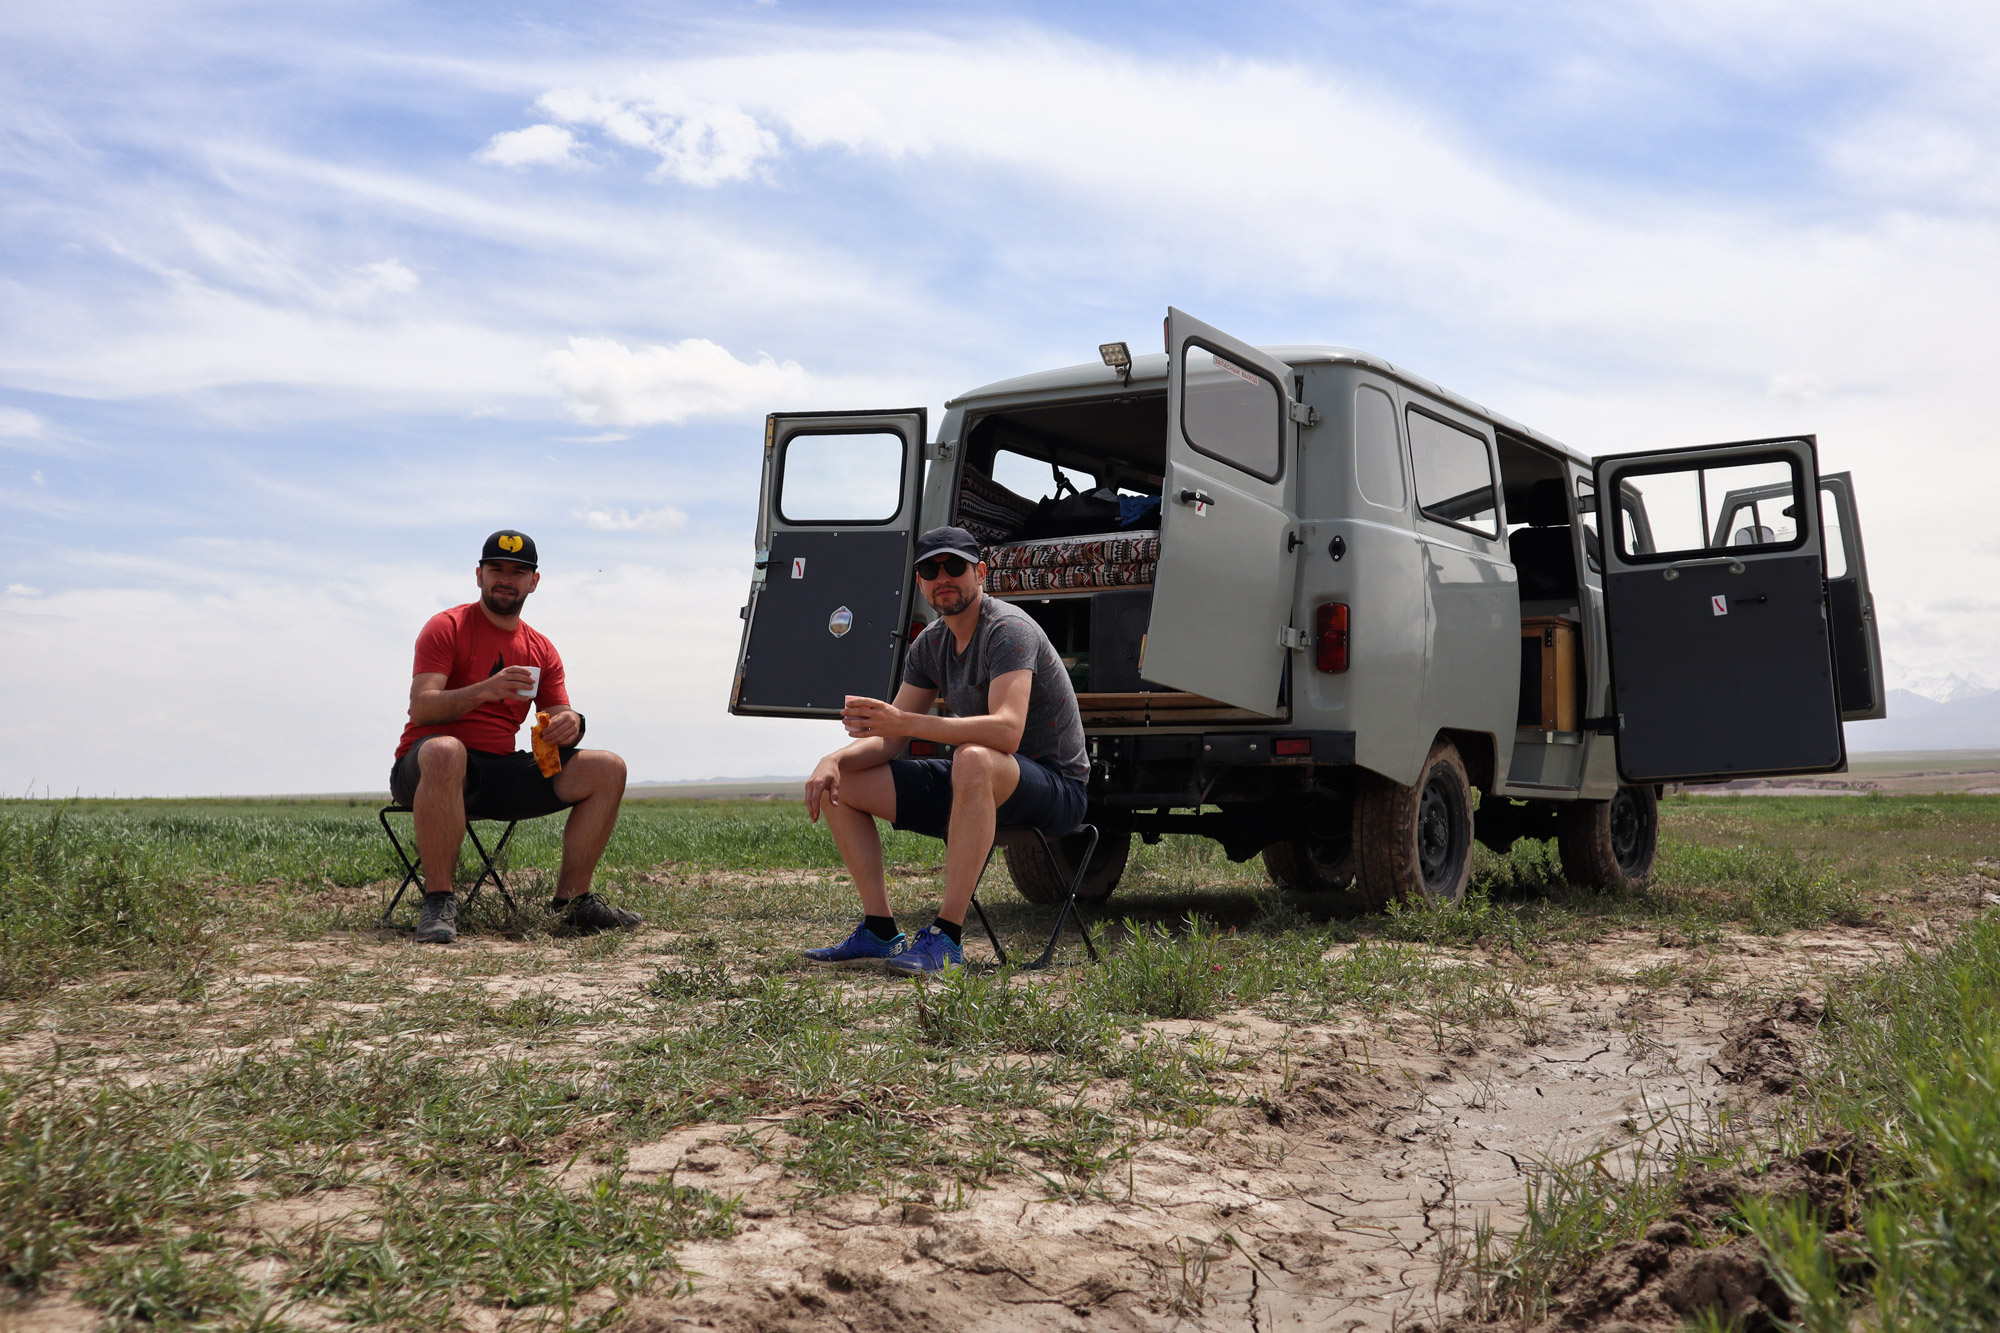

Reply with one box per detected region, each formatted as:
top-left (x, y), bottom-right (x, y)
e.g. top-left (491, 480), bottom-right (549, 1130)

top-left (619, 924), bottom-right (1910, 1333)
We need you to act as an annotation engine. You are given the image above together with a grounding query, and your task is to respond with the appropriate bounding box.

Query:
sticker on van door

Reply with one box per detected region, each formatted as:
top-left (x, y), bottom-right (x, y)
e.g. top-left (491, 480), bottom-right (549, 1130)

top-left (792, 558), bottom-right (807, 579)
top-left (1711, 594), bottom-right (1728, 616)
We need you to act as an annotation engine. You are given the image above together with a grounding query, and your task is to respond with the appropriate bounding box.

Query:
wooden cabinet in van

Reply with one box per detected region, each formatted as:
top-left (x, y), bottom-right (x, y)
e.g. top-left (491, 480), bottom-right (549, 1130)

top-left (730, 309), bottom-right (1886, 910)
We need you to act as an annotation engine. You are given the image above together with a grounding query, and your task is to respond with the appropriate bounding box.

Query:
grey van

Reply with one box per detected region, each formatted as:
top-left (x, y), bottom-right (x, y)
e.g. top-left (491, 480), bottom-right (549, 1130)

top-left (729, 309), bottom-right (1885, 910)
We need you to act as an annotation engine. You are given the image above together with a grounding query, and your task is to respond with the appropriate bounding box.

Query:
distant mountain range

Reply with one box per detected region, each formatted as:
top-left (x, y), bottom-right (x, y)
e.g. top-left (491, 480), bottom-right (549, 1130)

top-left (1847, 685), bottom-right (2000, 753)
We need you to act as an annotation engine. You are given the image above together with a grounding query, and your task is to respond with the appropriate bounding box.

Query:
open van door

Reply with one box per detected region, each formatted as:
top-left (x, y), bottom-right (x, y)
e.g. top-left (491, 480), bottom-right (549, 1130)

top-left (1818, 473), bottom-right (1885, 720)
top-left (1148, 308), bottom-right (1298, 715)
top-left (1594, 435), bottom-right (1846, 783)
top-left (729, 409), bottom-right (926, 717)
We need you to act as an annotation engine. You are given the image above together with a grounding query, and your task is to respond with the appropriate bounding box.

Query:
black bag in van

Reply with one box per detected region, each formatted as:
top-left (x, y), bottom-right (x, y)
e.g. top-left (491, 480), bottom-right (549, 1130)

top-left (1015, 487), bottom-right (1125, 540)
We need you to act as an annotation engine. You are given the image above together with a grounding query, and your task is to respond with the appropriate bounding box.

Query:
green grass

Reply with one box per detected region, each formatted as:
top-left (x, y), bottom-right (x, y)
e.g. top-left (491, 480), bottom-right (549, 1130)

top-left (1, 792), bottom-right (1996, 1328)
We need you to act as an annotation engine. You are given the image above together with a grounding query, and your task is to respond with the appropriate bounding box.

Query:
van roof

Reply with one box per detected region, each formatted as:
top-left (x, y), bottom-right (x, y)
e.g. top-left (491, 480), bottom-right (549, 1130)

top-left (947, 346), bottom-right (1590, 465)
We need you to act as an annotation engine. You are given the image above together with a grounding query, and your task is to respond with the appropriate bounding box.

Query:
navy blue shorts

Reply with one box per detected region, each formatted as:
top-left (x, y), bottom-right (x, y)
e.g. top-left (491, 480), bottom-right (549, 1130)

top-left (887, 753), bottom-right (1088, 841)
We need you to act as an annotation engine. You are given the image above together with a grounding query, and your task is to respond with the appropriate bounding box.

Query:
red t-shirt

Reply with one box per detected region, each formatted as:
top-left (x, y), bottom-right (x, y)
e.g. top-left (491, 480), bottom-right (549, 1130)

top-left (394, 603), bottom-right (571, 757)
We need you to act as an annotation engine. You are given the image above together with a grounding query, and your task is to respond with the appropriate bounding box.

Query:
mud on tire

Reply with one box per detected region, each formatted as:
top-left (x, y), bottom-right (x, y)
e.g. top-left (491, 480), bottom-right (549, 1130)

top-left (1557, 783), bottom-right (1658, 890)
top-left (1352, 739), bottom-right (1474, 910)
top-left (1002, 821), bottom-right (1132, 906)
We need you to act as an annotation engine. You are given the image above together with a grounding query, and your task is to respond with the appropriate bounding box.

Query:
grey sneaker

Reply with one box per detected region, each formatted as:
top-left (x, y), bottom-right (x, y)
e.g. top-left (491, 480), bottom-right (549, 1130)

top-left (414, 892), bottom-right (458, 944)
top-left (554, 893), bottom-right (642, 935)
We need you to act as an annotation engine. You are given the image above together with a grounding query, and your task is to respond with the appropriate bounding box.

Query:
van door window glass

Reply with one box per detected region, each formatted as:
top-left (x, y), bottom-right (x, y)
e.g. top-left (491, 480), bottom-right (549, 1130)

top-left (1820, 488), bottom-right (1849, 579)
top-left (777, 431), bottom-right (904, 523)
top-left (990, 448), bottom-right (1092, 502)
top-left (1353, 385), bottom-right (1406, 509)
top-left (1180, 344), bottom-right (1282, 481)
top-left (1407, 408), bottom-right (1498, 537)
top-left (1611, 455), bottom-right (1803, 561)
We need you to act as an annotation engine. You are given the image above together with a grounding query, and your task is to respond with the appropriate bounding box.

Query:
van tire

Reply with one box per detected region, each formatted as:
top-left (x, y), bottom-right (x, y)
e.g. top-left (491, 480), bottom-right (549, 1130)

top-left (1353, 741), bottom-right (1475, 909)
top-left (1002, 823), bottom-right (1131, 906)
top-left (1262, 801), bottom-right (1357, 895)
top-left (1556, 784), bottom-right (1658, 890)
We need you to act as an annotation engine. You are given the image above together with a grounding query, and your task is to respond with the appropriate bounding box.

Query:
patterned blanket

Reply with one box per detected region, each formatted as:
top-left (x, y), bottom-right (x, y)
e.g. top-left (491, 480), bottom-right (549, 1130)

top-left (981, 530), bottom-right (1159, 593)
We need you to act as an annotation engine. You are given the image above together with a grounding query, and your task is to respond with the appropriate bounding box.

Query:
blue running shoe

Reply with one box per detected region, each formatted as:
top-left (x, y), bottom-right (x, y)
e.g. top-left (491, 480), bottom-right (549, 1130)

top-left (883, 925), bottom-right (964, 977)
top-left (803, 920), bottom-right (907, 968)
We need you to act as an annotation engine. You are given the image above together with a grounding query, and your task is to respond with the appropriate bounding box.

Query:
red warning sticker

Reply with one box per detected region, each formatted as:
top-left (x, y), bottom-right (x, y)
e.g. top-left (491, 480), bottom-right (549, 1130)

top-left (792, 558), bottom-right (807, 579)
top-left (1711, 594), bottom-right (1728, 616)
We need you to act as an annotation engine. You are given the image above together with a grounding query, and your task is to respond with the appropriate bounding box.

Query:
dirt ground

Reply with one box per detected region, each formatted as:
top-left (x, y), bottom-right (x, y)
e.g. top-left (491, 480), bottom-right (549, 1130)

top-left (6, 863), bottom-right (1995, 1333)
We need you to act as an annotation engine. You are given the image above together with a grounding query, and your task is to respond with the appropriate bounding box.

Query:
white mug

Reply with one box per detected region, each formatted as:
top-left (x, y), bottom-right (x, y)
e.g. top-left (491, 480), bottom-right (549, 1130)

top-left (516, 664), bottom-right (541, 700)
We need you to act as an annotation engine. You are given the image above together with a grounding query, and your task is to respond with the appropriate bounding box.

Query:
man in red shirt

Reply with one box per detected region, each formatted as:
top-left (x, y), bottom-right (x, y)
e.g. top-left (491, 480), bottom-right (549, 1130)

top-left (390, 530), bottom-right (641, 944)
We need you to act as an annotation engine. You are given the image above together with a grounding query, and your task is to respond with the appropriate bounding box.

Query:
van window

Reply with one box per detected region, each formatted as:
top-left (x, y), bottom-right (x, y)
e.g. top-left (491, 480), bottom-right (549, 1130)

top-left (777, 431), bottom-right (904, 523)
top-left (1407, 407), bottom-right (1498, 537)
top-left (1354, 385), bottom-right (1406, 509)
top-left (1180, 344), bottom-right (1282, 481)
top-left (990, 448), bottom-right (1092, 503)
top-left (1613, 454), bottom-right (1803, 561)
top-left (1820, 489), bottom-right (1849, 579)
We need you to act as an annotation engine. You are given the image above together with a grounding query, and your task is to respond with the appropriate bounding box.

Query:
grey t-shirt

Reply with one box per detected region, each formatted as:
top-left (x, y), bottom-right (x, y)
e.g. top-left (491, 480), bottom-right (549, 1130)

top-left (903, 596), bottom-right (1089, 784)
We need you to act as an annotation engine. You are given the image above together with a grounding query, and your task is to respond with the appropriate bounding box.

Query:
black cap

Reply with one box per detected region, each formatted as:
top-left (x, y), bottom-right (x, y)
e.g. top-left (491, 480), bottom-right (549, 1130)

top-left (480, 530), bottom-right (538, 569)
top-left (914, 525), bottom-right (983, 565)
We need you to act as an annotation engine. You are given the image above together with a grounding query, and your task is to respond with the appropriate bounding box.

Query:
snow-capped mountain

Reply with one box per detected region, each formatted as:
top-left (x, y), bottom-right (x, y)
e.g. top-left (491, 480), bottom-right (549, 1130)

top-left (1849, 660), bottom-right (2000, 752)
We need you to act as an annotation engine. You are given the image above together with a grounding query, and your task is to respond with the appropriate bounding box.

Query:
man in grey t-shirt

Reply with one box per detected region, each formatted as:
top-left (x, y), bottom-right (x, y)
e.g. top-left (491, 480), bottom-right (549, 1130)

top-left (802, 526), bottom-right (1090, 976)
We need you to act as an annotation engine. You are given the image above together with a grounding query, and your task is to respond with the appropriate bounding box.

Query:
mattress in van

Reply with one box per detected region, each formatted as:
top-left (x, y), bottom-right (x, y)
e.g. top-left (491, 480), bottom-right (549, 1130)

top-left (981, 531), bottom-right (1159, 593)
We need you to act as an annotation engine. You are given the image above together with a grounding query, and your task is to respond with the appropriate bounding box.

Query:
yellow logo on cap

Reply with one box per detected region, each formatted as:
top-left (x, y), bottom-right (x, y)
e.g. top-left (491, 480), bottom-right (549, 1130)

top-left (498, 534), bottom-right (523, 553)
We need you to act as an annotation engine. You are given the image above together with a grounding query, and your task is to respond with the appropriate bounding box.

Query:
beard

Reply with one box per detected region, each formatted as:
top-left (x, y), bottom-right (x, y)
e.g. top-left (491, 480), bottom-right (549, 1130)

top-left (481, 585), bottom-right (525, 616)
top-left (925, 583), bottom-right (972, 615)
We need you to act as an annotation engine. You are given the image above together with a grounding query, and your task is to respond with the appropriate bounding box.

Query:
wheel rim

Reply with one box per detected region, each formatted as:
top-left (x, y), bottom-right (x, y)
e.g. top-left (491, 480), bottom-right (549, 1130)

top-left (1416, 773), bottom-right (1461, 892)
top-left (1609, 789), bottom-right (1644, 872)
top-left (1304, 829), bottom-right (1352, 877)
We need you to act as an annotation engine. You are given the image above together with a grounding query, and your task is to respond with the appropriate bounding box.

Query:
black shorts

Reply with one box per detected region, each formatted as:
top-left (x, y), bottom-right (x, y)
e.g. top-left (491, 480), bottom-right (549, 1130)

top-left (389, 737), bottom-right (580, 822)
top-left (887, 753), bottom-right (1089, 841)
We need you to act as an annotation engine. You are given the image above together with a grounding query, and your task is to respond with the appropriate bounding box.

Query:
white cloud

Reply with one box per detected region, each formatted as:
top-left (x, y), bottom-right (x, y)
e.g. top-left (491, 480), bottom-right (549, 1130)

top-left (535, 88), bottom-right (778, 185)
top-left (5, 584), bottom-right (40, 596)
top-left (555, 431), bottom-right (632, 443)
top-left (543, 335), bottom-right (814, 425)
top-left (578, 505), bottom-right (687, 532)
top-left (31, 471), bottom-right (44, 485)
top-left (475, 123), bottom-right (583, 169)
top-left (354, 258), bottom-right (419, 295)
top-left (0, 408), bottom-right (44, 438)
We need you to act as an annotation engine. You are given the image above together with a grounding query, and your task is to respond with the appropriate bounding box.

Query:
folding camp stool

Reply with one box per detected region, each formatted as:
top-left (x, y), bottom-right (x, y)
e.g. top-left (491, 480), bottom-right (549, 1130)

top-left (377, 804), bottom-right (523, 927)
top-left (965, 823), bottom-right (1102, 971)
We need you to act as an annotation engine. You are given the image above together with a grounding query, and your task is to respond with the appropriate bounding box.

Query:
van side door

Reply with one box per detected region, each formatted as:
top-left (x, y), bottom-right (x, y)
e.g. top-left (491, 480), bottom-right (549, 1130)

top-left (1594, 435), bottom-right (1846, 782)
top-left (1149, 308), bottom-right (1298, 716)
top-left (728, 409), bottom-right (927, 717)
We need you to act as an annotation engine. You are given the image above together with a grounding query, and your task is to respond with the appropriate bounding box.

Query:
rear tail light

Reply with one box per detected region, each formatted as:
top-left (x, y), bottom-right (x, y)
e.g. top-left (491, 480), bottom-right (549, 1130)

top-left (1273, 737), bottom-right (1312, 756)
top-left (908, 740), bottom-right (939, 757)
top-left (1315, 602), bottom-right (1350, 673)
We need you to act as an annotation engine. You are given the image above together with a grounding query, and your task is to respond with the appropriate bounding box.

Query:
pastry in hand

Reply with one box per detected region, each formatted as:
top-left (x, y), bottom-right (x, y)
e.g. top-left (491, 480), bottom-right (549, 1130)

top-left (531, 710), bottom-right (563, 777)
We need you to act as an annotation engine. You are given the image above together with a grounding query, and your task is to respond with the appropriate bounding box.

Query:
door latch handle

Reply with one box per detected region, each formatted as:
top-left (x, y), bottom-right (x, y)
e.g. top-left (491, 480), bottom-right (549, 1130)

top-left (1286, 531), bottom-right (1302, 552)
top-left (1177, 488), bottom-right (1216, 507)
top-left (1661, 557), bottom-right (1745, 581)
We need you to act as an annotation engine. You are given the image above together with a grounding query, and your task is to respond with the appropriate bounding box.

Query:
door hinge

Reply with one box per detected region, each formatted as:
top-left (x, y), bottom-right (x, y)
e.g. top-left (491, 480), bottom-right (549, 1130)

top-left (1277, 627), bottom-right (1310, 650)
top-left (1289, 402), bottom-right (1319, 427)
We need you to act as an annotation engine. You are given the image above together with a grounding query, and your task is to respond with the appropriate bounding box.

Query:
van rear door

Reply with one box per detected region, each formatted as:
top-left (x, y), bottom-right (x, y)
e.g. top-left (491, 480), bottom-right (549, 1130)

top-left (1148, 308), bottom-right (1297, 716)
top-left (728, 409), bottom-right (927, 717)
top-left (1818, 473), bottom-right (1886, 720)
top-left (1594, 435), bottom-right (1847, 783)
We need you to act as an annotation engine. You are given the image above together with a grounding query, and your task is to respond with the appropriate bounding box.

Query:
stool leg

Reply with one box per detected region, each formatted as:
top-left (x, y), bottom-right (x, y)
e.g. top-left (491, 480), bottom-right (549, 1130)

top-left (1024, 825), bottom-right (1100, 972)
top-left (963, 841), bottom-right (1007, 966)
top-left (379, 807), bottom-right (422, 927)
top-left (463, 822), bottom-right (521, 919)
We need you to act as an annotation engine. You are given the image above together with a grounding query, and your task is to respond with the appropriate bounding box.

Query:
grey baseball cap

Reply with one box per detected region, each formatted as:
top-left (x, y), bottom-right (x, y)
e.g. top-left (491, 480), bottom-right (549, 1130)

top-left (914, 525), bottom-right (983, 565)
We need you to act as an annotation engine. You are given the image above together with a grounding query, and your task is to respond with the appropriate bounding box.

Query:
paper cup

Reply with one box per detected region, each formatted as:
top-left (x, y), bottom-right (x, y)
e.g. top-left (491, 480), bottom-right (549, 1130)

top-left (516, 665), bottom-right (541, 700)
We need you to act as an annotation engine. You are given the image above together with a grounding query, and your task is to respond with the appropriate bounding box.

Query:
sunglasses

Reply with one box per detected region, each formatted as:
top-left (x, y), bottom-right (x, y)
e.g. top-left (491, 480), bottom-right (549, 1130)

top-left (914, 555), bottom-right (972, 580)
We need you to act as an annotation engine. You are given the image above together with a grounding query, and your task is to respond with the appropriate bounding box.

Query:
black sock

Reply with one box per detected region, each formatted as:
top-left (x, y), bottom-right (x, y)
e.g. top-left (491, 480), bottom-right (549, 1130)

top-left (931, 916), bottom-right (963, 946)
top-left (863, 914), bottom-right (899, 941)
top-left (550, 892), bottom-right (589, 910)
top-left (424, 889), bottom-right (454, 899)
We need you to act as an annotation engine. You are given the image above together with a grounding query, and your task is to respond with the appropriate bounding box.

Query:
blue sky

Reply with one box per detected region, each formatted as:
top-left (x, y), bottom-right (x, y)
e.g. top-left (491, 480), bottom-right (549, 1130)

top-left (5, 1), bottom-right (1998, 795)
